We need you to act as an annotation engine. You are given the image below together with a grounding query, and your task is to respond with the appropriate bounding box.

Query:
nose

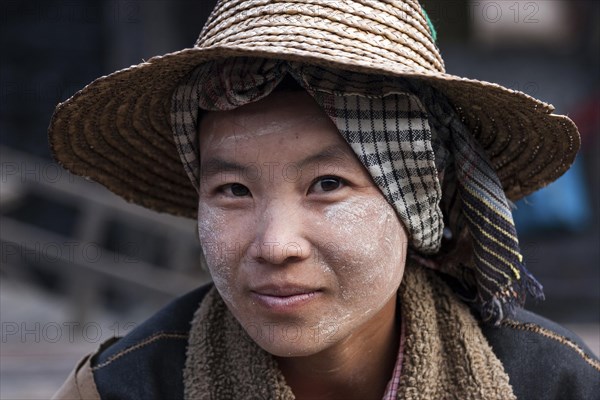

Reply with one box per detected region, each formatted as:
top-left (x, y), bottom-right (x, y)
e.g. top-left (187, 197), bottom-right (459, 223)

top-left (249, 202), bottom-right (312, 265)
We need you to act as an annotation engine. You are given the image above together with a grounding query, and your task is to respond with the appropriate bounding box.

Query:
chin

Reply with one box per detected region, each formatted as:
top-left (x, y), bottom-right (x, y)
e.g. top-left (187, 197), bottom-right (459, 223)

top-left (254, 335), bottom-right (331, 358)
top-left (238, 319), bottom-right (339, 358)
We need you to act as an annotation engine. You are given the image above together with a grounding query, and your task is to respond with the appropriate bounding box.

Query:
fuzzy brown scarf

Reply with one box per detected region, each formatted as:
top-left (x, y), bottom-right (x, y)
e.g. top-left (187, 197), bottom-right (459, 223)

top-left (183, 263), bottom-right (515, 399)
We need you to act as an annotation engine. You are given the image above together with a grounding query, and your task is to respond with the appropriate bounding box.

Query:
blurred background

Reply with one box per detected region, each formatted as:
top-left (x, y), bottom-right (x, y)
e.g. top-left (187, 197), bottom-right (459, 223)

top-left (1, 0), bottom-right (598, 398)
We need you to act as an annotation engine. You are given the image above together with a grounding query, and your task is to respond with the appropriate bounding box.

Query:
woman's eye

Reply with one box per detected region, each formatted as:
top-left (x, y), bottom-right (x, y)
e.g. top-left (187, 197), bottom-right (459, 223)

top-left (311, 176), bottom-right (344, 193)
top-left (223, 183), bottom-right (250, 197)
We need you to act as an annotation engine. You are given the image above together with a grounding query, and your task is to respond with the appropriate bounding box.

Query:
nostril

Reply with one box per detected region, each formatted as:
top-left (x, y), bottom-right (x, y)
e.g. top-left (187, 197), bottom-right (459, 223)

top-left (250, 241), bottom-right (307, 265)
top-left (281, 242), bottom-right (303, 258)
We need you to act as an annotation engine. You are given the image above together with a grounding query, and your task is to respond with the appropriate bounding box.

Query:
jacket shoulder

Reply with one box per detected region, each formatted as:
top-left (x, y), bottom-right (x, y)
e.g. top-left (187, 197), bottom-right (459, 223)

top-left (52, 353), bottom-right (100, 400)
top-left (90, 283), bottom-right (213, 400)
top-left (481, 308), bottom-right (600, 400)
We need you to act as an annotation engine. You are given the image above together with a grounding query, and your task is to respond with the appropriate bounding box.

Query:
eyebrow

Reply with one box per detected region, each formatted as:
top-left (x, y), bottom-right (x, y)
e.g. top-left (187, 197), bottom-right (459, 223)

top-left (297, 144), bottom-right (354, 169)
top-left (199, 144), bottom-right (354, 180)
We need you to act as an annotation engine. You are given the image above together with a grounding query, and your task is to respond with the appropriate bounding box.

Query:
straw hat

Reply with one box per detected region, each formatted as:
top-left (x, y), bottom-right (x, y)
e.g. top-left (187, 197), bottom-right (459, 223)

top-left (49, 0), bottom-right (579, 218)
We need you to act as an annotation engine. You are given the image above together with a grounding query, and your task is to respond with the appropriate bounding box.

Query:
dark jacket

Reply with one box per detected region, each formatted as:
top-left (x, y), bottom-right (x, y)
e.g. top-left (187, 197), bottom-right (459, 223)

top-left (53, 284), bottom-right (600, 400)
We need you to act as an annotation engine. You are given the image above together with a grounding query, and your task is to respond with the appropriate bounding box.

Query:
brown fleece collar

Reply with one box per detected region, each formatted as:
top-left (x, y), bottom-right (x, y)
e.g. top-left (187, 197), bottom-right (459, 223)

top-left (183, 263), bottom-right (515, 399)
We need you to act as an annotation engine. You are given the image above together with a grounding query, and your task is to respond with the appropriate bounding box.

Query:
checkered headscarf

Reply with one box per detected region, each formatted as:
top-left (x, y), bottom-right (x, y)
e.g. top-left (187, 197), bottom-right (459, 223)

top-left (171, 58), bottom-right (443, 252)
top-left (171, 57), bottom-right (544, 324)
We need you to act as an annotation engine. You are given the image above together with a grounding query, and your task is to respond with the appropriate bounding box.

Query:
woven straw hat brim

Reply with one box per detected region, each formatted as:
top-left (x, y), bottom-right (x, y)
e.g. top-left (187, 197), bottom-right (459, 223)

top-left (49, 10), bottom-right (579, 219)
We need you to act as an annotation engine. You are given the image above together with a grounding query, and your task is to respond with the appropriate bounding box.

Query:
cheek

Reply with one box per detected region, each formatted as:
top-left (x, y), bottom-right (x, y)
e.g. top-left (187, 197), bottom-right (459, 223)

top-left (322, 197), bottom-right (408, 300)
top-left (197, 204), bottom-right (242, 305)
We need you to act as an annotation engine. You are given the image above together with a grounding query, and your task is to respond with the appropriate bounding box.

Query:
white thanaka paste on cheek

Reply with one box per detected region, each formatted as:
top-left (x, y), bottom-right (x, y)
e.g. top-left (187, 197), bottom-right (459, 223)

top-left (197, 203), bottom-right (237, 305)
top-left (322, 196), bottom-right (407, 304)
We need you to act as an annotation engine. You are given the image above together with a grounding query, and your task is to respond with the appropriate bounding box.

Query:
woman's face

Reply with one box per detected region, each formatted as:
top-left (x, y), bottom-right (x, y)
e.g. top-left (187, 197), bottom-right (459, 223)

top-left (198, 90), bottom-right (409, 357)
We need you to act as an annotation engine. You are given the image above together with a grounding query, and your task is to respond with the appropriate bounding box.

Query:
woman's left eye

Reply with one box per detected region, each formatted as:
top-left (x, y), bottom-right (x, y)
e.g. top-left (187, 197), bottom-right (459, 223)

top-left (310, 176), bottom-right (345, 193)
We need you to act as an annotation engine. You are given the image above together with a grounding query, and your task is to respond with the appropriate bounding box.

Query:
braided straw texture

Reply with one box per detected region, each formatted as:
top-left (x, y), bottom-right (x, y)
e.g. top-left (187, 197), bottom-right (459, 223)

top-left (49, 0), bottom-right (579, 218)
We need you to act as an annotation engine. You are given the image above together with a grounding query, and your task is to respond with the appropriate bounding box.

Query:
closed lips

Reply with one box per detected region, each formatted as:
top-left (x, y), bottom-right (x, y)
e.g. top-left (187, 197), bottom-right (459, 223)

top-left (251, 285), bottom-right (321, 297)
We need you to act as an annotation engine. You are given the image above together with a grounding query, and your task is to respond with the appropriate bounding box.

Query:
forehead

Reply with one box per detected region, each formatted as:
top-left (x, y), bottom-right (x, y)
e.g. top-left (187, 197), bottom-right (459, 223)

top-left (200, 91), bottom-right (328, 138)
top-left (198, 91), bottom-right (356, 165)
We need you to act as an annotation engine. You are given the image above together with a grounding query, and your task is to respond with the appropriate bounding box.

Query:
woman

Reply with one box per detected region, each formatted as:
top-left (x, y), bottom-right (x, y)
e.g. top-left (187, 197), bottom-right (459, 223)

top-left (50, 1), bottom-right (599, 399)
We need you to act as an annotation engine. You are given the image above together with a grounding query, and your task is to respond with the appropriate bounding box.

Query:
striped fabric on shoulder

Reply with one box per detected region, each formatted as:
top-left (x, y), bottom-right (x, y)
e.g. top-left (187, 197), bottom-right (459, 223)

top-left (403, 79), bottom-right (544, 324)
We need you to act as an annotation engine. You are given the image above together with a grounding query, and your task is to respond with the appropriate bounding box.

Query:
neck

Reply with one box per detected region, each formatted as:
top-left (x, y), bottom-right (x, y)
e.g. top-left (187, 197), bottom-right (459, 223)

top-left (275, 294), bottom-right (400, 400)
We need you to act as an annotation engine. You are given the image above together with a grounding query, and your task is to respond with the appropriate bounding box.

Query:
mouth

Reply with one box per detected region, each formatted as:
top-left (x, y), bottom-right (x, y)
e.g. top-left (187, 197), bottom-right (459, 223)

top-left (250, 285), bottom-right (322, 311)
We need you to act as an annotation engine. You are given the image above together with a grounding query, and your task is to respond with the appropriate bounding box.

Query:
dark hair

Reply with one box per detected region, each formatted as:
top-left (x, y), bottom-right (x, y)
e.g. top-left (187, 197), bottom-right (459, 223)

top-left (273, 74), bottom-right (304, 92)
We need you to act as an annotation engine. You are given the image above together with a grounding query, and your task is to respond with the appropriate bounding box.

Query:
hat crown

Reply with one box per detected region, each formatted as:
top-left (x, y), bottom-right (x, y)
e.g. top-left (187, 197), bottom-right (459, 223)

top-left (195, 0), bottom-right (445, 74)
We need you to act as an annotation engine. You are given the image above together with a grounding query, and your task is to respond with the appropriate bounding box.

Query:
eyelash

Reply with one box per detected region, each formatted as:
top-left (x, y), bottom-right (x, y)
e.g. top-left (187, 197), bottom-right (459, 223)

top-left (309, 175), bottom-right (346, 194)
top-left (219, 183), bottom-right (250, 197)
top-left (215, 175), bottom-right (347, 198)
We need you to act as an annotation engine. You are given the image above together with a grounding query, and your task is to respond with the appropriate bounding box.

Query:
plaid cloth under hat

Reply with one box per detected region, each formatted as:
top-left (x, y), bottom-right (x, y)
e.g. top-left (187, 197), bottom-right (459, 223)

top-left (172, 57), bottom-right (443, 253)
top-left (48, 0), bottom-right (580, 223)
top-left (171, 57), bottom-right (544, 324)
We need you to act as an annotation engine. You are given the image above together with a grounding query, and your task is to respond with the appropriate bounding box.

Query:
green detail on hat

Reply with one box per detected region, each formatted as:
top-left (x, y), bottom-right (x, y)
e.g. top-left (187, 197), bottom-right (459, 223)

top-left (421, 6), bottom-right (437, 43)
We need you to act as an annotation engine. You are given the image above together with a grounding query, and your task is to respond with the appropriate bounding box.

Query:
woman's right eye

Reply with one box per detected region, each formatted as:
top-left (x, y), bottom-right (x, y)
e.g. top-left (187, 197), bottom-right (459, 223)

top-left (221, 183), bottom-right (250, 197)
